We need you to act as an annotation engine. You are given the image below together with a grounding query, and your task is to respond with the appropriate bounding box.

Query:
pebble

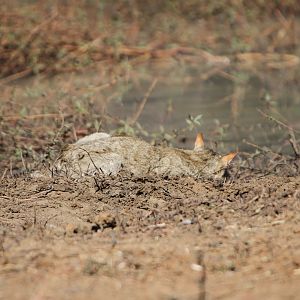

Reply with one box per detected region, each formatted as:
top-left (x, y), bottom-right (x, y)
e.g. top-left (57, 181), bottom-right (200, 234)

top-left (293, 268), bottom-right (300, 276)
top-left (190, 263), bottom-right (203, 272)
top-left (182, 219), bottom-right (193, 225)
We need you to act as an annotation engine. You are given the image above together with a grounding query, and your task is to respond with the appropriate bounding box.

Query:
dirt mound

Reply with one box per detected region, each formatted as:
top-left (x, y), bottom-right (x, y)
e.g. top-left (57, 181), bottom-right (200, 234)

top-left (1, 172), bottom-right (300, 299)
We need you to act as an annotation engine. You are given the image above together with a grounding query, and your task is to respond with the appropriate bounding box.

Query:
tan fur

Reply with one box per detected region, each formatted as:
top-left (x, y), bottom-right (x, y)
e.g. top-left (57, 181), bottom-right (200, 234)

top-left (54, 133), bottom-right (237, 179)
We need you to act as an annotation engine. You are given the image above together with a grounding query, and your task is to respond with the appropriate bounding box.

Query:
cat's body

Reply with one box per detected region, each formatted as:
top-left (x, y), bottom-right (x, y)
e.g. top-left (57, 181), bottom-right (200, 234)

top-left (53, 132), bottom-right (236, 180)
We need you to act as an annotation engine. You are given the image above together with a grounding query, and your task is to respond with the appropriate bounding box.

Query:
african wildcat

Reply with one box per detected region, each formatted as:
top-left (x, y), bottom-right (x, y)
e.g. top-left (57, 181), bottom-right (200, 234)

top-left (54, 132), bottom-right (236, 180)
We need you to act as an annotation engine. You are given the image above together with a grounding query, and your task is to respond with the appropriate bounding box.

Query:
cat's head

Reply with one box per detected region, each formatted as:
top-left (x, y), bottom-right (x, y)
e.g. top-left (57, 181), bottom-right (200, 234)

top-left (194, 133), bottom-right (237, 180)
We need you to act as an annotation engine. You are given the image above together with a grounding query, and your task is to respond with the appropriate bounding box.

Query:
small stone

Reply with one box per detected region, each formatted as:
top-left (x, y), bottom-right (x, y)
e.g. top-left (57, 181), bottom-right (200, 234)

top-left (148, 223), bottom-right (166, 229)
top-left (117, 262), bottom-right (126, 270)
top-left (182, 219), bottom-right (193, 225)
top-left (271, 220), bottom-right (285, 226)
top-left (191, 263), bottom-right (203, 272)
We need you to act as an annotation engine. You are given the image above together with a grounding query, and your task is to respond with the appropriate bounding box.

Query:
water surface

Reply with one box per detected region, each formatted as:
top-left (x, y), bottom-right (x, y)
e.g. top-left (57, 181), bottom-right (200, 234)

top-left (109, 67), bottom-right (300, 153)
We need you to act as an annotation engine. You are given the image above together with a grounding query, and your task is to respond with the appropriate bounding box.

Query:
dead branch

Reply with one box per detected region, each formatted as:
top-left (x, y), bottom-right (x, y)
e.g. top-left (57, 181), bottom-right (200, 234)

top-left (128, 78), bottom-right (158, 125)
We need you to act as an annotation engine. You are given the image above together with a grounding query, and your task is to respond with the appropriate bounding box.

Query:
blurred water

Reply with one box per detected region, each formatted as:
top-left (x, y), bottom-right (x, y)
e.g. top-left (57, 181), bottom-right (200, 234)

top-left (109, 69), bottom-right (300, 153)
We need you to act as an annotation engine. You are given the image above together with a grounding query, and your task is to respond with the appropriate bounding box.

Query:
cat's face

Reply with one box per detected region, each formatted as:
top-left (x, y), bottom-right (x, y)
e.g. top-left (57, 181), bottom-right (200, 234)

top-left (203, 152), bottom-right (237, 180)
top-left (194, 133), bottom-right (237, 179)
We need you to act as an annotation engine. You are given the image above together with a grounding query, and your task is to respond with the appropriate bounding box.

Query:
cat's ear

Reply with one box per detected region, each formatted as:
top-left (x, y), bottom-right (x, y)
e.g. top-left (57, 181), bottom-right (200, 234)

top-left (221, 152), bottom-right (237, 166)
top-left (194, 132), bottom-right (205, 152)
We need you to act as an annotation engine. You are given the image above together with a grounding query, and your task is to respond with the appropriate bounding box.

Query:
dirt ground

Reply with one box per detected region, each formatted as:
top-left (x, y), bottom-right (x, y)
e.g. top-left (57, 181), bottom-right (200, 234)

top-left (1, 167), bottom-right (300, 300)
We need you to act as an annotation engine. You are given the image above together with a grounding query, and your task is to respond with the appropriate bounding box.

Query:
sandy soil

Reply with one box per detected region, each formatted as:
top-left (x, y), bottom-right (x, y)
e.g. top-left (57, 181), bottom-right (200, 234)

top-left (1, 170), bottom-right (300, 300)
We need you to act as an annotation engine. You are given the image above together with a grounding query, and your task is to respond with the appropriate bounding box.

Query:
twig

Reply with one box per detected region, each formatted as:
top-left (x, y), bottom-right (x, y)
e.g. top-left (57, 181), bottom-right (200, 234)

top-left (243, 140), bottom-right (283, 159)
top-left (199, 67), bottom-right (220, 81)
top-left (9, 159), bottom-right (13, 177)
top-left (258, 109), bottom-right (300, 156)
top-left (0, 68), bottom-right (32, 86)
top-left (148, 223), bottom-right (166, 229)
top-left (93, 177), bottom-right (101, 192)
top-left (73, 126), bottom-right (78, 142)
top-left (33, 206), bottom-right (37, 227)
top-left (87, 76), bottom-right (120, 92)
top-left (217, 70), bottom-right (238, 81)
top-left (20, 150), bottom-right (28, 173)
top-left (129, 78), bottom-right (158, 125)
top-left (257, 109), bottom-right (300, 133)
top-left (79, 147), bottom-right (104, 175)
top-left (1, 169), bottom-right (8, 181)
top-left (289, 129), bottom-right (300, 158)
top-left (52, 111), bottom-right (66, 143)
top-left (43, 213), bottom-right (60, 228)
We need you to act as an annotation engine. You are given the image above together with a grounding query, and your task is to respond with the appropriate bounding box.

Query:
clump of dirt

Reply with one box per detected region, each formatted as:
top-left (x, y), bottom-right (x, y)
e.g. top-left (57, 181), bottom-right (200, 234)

top-left (1, 169), bottom-right (300, 299)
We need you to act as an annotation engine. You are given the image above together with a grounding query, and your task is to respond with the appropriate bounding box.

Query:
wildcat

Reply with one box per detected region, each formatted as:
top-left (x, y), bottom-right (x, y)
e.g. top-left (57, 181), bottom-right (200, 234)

top-left (53, 132), bottom-right (236, 180)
